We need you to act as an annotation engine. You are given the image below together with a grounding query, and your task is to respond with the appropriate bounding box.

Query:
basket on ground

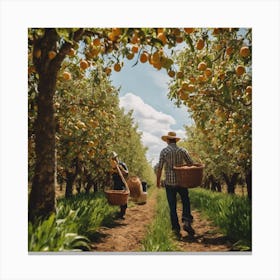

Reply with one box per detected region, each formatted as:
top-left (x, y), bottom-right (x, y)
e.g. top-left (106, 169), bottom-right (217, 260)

top-left (173, 163), bottom-right (204, 188)
top-left (127, 176), bottom-right (142, 198)
top-left (131, 192), bottom-right (147, 204)
top-left (104, 190), bottom-right (130, 205)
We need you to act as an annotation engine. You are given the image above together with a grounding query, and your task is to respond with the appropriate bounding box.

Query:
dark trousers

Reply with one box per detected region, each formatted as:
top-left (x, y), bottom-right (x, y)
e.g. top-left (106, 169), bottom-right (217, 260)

top-left (120, 204), bottom-right (127, 215)
top-left (141, 181), bottom-right (147, 192)
top-left (165, 185), bottom-right (193, 231)
top-left (113, 184), bottom-right (127, 216)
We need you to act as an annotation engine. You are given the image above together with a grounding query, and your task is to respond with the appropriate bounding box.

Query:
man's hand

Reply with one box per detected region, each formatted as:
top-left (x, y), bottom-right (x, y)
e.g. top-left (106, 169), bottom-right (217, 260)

top-left (110, 159), bottom-right (118, 168)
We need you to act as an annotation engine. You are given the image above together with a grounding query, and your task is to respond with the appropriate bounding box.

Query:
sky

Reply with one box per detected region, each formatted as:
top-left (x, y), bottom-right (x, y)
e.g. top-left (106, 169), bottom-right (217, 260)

top-left (110, 50), bottom-right (194, 166)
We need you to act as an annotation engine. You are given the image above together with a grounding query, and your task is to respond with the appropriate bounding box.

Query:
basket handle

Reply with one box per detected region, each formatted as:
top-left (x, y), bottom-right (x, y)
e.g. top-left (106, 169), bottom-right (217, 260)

top-left (115, 163), bottom-right (130, 192)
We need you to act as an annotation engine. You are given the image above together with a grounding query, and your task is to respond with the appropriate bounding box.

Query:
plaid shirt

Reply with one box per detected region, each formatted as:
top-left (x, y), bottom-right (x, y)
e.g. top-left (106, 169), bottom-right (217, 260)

top-left (158, 143), bottom-right (193, 186)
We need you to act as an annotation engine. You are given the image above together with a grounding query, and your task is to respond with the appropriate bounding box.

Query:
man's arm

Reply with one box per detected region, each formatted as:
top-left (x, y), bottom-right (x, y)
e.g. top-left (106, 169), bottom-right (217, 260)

top-left (184, 149), bottom-right (194, 165)
top-left (156, 167), bottom-right (162, 188)
top-left (156, 150), bottom-right (165, 188)
top-left (119, 162), bottom-right (129, 176)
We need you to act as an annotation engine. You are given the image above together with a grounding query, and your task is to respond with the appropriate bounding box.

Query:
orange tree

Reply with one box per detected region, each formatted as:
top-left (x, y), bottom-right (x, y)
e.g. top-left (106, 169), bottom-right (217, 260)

top-left (28, 27), bottom-right (190, 220)
top-left (168, 28), bottom-right (252, 197)
top-left (28, 27), bottom-right (250, 220)
top-left (54, 61), bottom-right (120, 197)
top-left (112, 109), bottom-right (155, 186)
top-left (54, 62), bottom-right (155, 196)
top-left (29, 56), bottom-right (154, 198)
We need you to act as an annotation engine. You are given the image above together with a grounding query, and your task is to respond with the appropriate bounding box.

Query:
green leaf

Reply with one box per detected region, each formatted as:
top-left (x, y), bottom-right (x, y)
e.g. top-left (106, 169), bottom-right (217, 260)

top-left (185, 35), bottom-right (194, 52)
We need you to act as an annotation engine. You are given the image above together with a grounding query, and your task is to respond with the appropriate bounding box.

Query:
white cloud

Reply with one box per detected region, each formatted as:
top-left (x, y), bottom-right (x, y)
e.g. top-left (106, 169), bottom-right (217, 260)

top-left (119, 92), bottom-right (186, 165)
top-left (148, 70), bottom-right (171, 91)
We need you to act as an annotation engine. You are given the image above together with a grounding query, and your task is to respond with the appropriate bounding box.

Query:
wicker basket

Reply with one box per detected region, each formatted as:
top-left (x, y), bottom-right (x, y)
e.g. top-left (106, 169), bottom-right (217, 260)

top-left (104, 190), bottom-right (130, 205)
top-left (127, 176), bottom-right (142, 198)
top-left (173, 163), bottom-right (204, 188)
top-left (131, 192), bottom-right (147, 204)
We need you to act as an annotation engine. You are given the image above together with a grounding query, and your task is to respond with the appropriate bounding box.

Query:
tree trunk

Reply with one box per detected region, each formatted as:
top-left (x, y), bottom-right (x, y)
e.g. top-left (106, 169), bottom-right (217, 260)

top-left (223, 172), bottom-right (239, 194)
top-left (28, 72), bottom-right (57, 221)
top-left (208, 175), bottom-right (221, 192)
top-left (65, 170), bottom-right (77, 198)
top-left (203, 176), bottom-right (211, 189)
top-left (28, 28), bottom-right (69, 221)
top-left (245, 169), bottom-right (252, 200)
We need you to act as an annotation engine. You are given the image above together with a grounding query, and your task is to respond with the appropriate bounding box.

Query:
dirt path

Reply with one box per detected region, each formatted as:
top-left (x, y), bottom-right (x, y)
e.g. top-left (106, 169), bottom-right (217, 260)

top-left (176, 208), bottom-right (232, 252)
top-left (90, 190), bottom-right (232, 252)
top-left (91, 190), bottom-right (157, 252)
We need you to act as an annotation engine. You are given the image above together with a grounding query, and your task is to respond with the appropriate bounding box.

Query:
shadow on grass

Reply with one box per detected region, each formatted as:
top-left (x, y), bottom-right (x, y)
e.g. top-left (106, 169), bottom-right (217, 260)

top-left (88, 231), bottom-right (108, 243)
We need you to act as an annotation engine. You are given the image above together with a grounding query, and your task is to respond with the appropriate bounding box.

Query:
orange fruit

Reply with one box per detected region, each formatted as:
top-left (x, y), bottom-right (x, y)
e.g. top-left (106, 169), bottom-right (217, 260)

top-left (112, 28), bottom-right (121, 36)
top-left (108, 32), bottom-right (117, 41)
top-left (196, 39), bottom-right (204, 50)
top-left (90, 46), bottom-right (100, 57)
top-left (198, 61), bottom-right (207, 71)
top-left (113, 63), bottom-right (121, 72)
top-left (181, 81), bottom-right (189, 90)
top-left (157, 32), bottom-right (167, 45)
top-left (179, 90), bottom-right (188, 101)
top-left (236, 65), bottom-right (245, 76)
top-left (48, 51), bottom-right (57, 60)
top-left (168, 70), bottom-right (175, 78)
top-left (131, 45), bottom-right (139, 53)
top-left (172, 28), bottom-right (181, 36)
top-left (68, 48), bottom-right (75, 57)
top-left (140, 52), bottom-right (149, 63)
top-left (218, 72), bottom-right (225, 80)
top-left (63, 71), bottom-right (72, 80)
top-left (189, 76), bottom-right (196, 83)
top-left (204, 68), bottom-right (212, 77)
top-left (151, 51), bottom-right (160, 64)
top-left (187, 84), bottom-right (195, 92)
top-left (92, 38), bottom-right (101, 47)
top-left (105, 67), bottom-right (112, 76)
top-left (240, 46), bottom-right (250, 57)
top-left (176, 37), bottom-right (184, 43)
top-left (80, 60), bottom-right (89, 70)
top-left (176, 71), bottom-right (184, 79)
top-left (153, 62), bottom-right (162, 70)
top-left (212, 28), bottom-right (220, 35)
top-left (198, 75), bottom-right (206, 82)
top-left (245, 86), bottom-right (252, 94)
top-left (226, 46), bottom-right (233, 56)
top-left (131, 34), bottom-right (140, 44)
top-left (126, 52), bottom-right (134, 60)
top-left (184, 28), bottom-right (194, 34)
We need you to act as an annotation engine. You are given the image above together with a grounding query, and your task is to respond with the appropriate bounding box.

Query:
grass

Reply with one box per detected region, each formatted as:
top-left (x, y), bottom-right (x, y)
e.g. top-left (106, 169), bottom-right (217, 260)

top-left (28, 192), bottom-right (118, 252)
top-left (141, 189), bottom-right (179, 252)
top-left (189, 188), bottom-right (252, 251)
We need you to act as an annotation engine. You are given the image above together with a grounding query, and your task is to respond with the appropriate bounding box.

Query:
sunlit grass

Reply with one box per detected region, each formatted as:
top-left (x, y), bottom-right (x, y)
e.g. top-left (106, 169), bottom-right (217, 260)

top-left (189, 188), bottom-right (252, 251)
top-left (141, 189), bottom-right (179, 252)
top-left (28, 192), bottom-right (117, 252)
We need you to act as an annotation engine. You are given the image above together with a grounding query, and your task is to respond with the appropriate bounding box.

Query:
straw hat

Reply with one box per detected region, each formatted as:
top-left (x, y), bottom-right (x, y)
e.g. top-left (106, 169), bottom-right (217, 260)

top-left (111, 151), bottom-right (118, 159)
top-left (161, 131), bottom-right (181, 142)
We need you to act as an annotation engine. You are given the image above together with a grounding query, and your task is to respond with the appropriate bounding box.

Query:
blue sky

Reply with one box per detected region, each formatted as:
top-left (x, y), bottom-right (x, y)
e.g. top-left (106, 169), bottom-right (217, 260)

top-left (110, 51), bottom-right (194, 165)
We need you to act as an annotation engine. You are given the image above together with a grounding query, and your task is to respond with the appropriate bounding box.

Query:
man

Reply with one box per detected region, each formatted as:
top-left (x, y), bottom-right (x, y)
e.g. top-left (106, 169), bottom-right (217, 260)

top-left (156, 132), bottom-right (195, 238)
top-left (110, 152), bottom-right (129, 219)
